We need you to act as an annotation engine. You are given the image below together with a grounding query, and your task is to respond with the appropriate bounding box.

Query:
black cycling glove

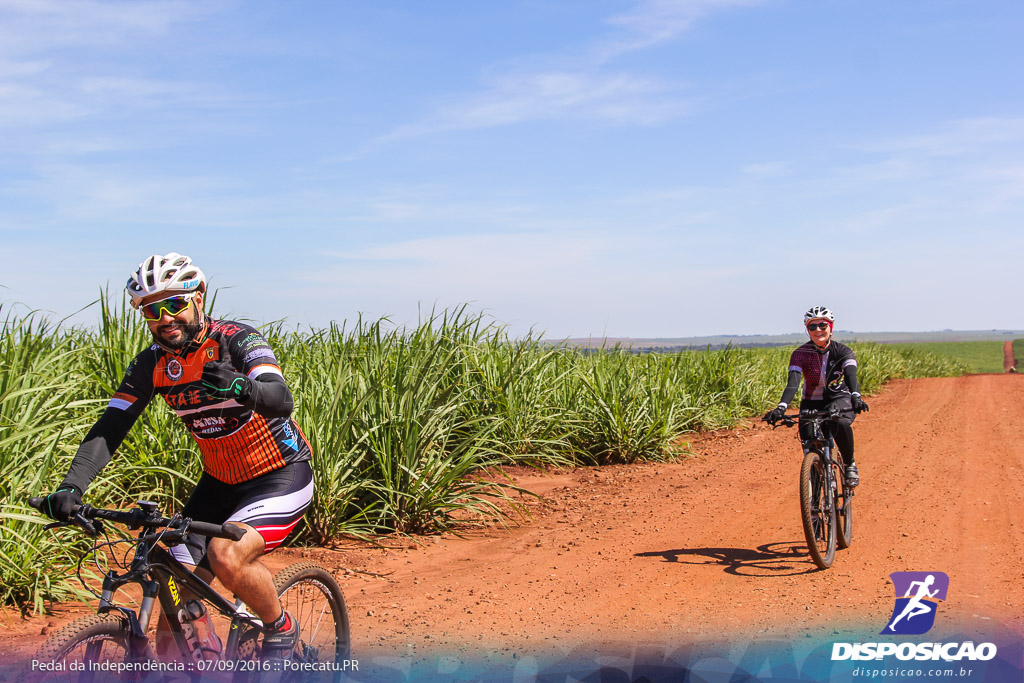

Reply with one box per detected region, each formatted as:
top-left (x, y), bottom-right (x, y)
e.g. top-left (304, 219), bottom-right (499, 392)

top-left (43, 486), bottom-right (82, 522)
top-left (201, 361), bottom-right (252, 402)
top-left (763, 406), bottom-right (786, 424)
top-left (852, 395), bottom-right (869, 414)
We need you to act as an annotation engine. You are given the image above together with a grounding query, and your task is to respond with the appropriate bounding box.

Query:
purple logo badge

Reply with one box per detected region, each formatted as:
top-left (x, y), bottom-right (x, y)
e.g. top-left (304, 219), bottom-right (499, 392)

top-left (882, 572), bottom-right (949, 635)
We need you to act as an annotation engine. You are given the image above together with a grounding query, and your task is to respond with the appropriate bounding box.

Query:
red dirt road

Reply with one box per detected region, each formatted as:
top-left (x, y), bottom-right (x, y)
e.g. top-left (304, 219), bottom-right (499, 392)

top-left (1005, 341), bottom-right (1018, 373)
top-left (3, 374), bottom-right (1023, 667)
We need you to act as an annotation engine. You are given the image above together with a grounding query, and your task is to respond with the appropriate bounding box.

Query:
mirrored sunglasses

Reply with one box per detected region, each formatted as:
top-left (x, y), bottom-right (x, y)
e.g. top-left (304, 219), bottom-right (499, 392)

top-left (140, 294), bottom-right (196, 321)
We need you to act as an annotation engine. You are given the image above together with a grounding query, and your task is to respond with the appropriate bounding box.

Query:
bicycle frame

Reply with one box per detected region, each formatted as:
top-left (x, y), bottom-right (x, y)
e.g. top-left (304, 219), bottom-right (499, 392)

top-left (771, 408), bottom-right (854, 569)
top-left (780, 410), bottom-right (848, 495)
top-left (102, 546), bottom-right (260, 662)
top-left (28, 497), bottom-right (352, 681)
top-left (38, 499), bottom-right (263, 665)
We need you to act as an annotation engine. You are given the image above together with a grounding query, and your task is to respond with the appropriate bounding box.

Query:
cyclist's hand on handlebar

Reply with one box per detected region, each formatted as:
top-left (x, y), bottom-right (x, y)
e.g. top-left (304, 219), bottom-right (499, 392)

top-left (852, 395), bottom-right (869, 414)
top-left (201, 360), bottom-right (252, 402)
top-left (42, 486), bottom-right (82, 522)
top-left (763, 406), bottom-right (785, 424)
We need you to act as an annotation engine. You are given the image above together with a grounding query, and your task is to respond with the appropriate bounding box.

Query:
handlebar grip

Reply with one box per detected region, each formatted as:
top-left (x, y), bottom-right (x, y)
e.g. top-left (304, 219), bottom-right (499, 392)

top-left (188, 520), bottom-right (247, 541)
top-left (72, 511), bottom-right (99, 536)
top-left (28, 496), bottom-right (86, 522)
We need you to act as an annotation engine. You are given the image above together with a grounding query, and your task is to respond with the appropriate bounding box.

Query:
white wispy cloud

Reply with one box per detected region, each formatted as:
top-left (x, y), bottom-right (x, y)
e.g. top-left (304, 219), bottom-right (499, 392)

top-left (374, 70), bottom-right (689, 147)
top-left (822, 117), bottom-right (1024, 210)
top-left (0, 81), bottom-right (92, 127)
top-left (0, 59), bottom-right (49, 78)
top-left (4, 161), bottom-right (242, 224)
top-left (740, 161), bottom-right (789, 177)
top-left (855, 116), bottom-right (1024, 157)
top-left (272, 227), bottom-right (767, 336)
top-left (312, 229), bottom-right (742, 295)
top-left (0, 0), bottom-right (235, 136)
top-left (599, 0), bottom-right (765, 61)
top-left (0, 0), bottom-right (222, 54)
top-left (361, 0), bottom-right (762, 151)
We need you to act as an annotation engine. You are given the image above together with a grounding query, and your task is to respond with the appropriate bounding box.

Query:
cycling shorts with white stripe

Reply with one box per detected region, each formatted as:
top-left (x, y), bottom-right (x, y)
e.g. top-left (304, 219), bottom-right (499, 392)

top-left (171, 461), bottom-right (313, 567)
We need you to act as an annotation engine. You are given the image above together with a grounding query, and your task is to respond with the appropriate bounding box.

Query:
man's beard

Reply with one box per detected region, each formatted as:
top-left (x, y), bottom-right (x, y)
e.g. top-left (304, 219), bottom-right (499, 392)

top-left (154, 318), bottom-right (205, 351)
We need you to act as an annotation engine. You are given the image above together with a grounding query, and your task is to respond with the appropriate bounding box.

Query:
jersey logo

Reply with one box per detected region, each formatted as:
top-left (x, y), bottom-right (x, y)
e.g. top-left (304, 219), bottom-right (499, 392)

top-left (166, 358), bottom-right (184, 382)
top-left (281, 422), bottom-right (298, 451)
top-left (244, 348), bottom-right (275, 363)
top-left (211, 321), bottom-right (244, 336)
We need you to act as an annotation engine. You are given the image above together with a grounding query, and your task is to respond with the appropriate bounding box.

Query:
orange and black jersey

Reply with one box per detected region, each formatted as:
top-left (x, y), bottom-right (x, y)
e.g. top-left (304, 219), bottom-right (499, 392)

top-left (61, 319), bottom-right (312, 491)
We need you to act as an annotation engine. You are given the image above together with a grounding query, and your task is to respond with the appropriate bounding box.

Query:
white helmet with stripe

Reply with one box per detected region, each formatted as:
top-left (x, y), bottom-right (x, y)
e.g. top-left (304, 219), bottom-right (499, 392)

top-left (126, 253), bottom-right (206, 308)
top-left (803, 306), bottom-right (835, 324)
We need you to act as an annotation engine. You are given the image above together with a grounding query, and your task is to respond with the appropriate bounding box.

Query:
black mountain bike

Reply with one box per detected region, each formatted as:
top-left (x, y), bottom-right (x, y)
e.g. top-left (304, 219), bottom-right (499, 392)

top-left (771, 409), bottom-right (853, 570)
top-left (21, 498), bottom-right (351, 683)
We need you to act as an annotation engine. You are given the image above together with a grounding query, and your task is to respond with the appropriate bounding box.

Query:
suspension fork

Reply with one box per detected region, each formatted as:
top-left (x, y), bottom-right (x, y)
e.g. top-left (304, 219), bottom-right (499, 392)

top-left (821, 445), bottom-right (837, 515)
top-left (94, 548), bottom-right (160, 659)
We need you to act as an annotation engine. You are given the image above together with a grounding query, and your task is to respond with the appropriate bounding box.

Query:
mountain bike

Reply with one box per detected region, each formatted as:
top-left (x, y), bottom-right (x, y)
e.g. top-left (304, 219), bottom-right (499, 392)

top-left (20, 497), bottom-right (352, 682)
top-left (771, 409), bottom-right (853, 570)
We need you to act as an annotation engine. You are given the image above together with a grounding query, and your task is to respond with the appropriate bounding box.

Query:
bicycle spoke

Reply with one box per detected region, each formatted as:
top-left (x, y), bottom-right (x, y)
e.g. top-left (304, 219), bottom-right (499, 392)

top-left (801, 451), bottom-right (836, 569)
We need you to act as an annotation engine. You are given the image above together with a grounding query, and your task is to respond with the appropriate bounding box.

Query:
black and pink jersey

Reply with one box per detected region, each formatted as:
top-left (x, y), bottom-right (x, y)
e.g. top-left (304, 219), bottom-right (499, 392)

top-left (108, 319), bottom-right (312, 484)
top-left (788, 340), bottom-right (858, 401)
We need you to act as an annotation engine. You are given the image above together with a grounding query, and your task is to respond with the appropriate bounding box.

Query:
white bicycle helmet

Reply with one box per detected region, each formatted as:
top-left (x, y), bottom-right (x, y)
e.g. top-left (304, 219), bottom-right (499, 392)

top-left (803, 306), bottom-right (835, 324)
top-left (126, 252), bottom-right (206, 308)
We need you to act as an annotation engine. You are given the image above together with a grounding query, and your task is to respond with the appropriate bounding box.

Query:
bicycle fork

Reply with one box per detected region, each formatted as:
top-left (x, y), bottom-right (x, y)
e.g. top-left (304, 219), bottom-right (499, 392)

top-left (96, 572), bottom-right (160, 662)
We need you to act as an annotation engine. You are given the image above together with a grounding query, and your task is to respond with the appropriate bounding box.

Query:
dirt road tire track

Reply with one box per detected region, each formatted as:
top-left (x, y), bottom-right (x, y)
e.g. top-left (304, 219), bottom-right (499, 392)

top-left (2, 375), bottom-right (1022, 664)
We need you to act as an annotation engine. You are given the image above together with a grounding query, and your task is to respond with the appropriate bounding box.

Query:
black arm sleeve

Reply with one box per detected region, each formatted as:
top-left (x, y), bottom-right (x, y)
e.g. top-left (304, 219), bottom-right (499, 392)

top-left (242, 373), bottom-right (294, 419)
top-left (779, 369), bottom-right (802, 406)
top-left (844, 363), bottom-right (862, 396)
top-left (60, 408), bottom-right (139, 494)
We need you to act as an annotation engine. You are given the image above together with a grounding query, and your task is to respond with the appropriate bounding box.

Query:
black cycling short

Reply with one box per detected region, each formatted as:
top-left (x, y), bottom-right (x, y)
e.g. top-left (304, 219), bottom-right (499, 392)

top-left (799, 398), bottom-right (856, 463)
top-left (170, 460), bottom-right (313, 566)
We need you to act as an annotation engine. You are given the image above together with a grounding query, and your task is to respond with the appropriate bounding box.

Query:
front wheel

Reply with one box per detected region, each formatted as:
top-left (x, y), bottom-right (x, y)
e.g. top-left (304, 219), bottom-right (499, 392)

top-left (17, 614), bottom-right (148, 683)
top-left (272, 562), bottom-right (351, 680)
top-left (800, 451), bottom-right (836, 569)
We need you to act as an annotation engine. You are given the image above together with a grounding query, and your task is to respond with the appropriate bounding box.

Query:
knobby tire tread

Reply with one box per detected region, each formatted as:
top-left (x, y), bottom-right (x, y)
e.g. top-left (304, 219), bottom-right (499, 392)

top-left (271, 561), bottom-right (351, 681)
top-left (800, 451), bottom-right (836, 569)
top-left (18, 614), bottom-right (139, 683)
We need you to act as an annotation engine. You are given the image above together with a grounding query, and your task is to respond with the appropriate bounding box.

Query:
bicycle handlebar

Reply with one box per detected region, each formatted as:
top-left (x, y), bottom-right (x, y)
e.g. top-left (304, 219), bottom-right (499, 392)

top-left (28, 497), bottom-right (245, 541)
top-left (765, 407), bottom-right (853, 429)
top-left (790, 408), bottom-right (854, 418)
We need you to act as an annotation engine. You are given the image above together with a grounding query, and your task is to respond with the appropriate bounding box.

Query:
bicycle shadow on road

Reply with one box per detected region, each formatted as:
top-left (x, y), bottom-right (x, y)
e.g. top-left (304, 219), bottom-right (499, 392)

top-left (635, 541), bottom-right (819, 577)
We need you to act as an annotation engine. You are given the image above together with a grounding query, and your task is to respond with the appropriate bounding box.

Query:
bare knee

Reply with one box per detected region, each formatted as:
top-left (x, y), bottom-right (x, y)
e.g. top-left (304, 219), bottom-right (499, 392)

top-left (207, 539), bottom-right (239, 577)
top-left (206, 526), bottom-right (264, 584)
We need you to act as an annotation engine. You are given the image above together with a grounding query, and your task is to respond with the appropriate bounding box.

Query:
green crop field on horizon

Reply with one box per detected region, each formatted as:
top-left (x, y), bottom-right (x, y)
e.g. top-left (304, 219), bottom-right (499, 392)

top-left (885, 341), bottom-right (1006, 374)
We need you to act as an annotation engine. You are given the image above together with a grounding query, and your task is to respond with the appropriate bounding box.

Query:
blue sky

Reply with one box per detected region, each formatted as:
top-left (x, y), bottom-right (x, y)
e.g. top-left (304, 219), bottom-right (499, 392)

top-left (1, 0), bottom-right (1022, 338)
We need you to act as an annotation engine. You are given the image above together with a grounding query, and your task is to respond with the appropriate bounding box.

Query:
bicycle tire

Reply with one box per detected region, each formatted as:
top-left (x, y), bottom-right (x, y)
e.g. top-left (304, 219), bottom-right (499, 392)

top-left (272, 562), bottom-right (351, 679)
top-left (17, 614), bottom-right (144, 683)
top-left (800, 451), bottom-right (836, 569)
top-left (833, 456), bottom-right (853, 550)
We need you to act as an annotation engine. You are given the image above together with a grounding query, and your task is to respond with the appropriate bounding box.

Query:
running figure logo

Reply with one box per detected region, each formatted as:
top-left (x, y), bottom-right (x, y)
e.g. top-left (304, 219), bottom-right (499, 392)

top-left (882, 572), bottom-right (949, 635)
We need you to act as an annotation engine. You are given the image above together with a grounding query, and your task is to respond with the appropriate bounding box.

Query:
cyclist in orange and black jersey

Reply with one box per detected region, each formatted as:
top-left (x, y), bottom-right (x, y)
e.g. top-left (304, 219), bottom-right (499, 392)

top-left (62, 318), bottom-right (312, 489)
top-left (43, 253), bottom-right (308, 659)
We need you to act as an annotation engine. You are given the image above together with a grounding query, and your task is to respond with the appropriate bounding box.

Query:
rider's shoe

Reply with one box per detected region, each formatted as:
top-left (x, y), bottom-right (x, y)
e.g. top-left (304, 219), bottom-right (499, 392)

top-left (845, 463), bottom-right (860, 488)
top-left (261, 610), bottom-right (298, 661)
